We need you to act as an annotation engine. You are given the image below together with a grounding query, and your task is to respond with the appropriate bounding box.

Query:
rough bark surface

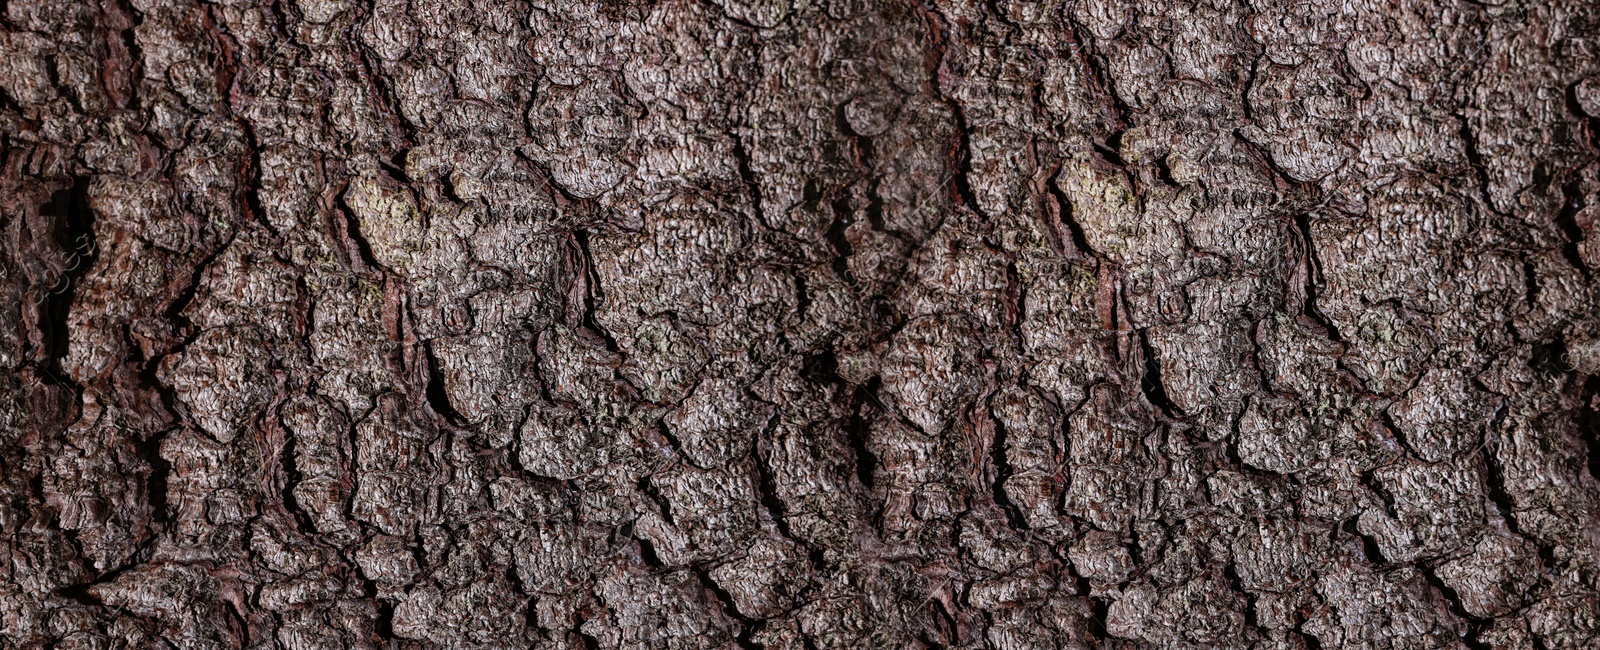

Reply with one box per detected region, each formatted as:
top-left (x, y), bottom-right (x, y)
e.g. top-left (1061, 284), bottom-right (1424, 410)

top-left (4, 0), bottom-right (1600, 647)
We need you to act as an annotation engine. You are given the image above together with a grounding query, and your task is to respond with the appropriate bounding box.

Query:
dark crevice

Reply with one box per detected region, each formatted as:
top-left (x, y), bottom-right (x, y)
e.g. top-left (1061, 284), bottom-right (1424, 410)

top-left (41, 53), bottom-right (84, 114)
top-left (611, 519), bottom-right (635, 548)
top-left (825, 190), bottom-right (857, 287)
top-left (1478, 402), bottom-right (1538, 543)
top-left (751, 415), bottom-right (801, 543)
top-left (136, 395), bottom-right (176, 526)
top-left (794, 274), bottom-right (811, 323)
top-left (654, 420), bottom-right (690, 462)
top-left (807, 547), bottom-right (828, 574)
top-left (277, 420), bottom-right (318, 533)
top-left (637, 476), bottom-right (674, 527)
top-left (378, 151), bottom-right (415, 188)
top-left (1567, 82), bottom-right (1600, 158)
top-left (109, 0), bottom-right (145, 109)
top-left (1292, 212), bottom-right (1344, 342)
top-left (422, 340), bottom-right (470, 427)
top-left (832, 99), bottom-right (898, 248)
top-left (374, 600), bottom-right (396, 639)
top-left (1127, 523), bottom-right (1151, 567)
top-left (203, 5), bottom-right (243, 112)
top-left (1137, 330), bottom-right (1182, 417)
top-left (1556, 177), bottom-right (1593, 279)
top-left (438, 170), bottom-right (465, 204)
top-left (1379, 410), bottom-right (1416, 461)
top-left (573, 229), bottom-right (621, 353)
top-left (1246, 319), bottom-right (1280, 396)
top-left (801, 347), bottom-right (839, 386)
top-left (335, 198), bottom-right (387, 275)
top-left (0, 86), bottom-right (22, 114)
top-left (917, 5), bottom-right (984, 218)
top-left (1530, 339), bottom-right (1568, 378)
top-left (1241, 53), bottom-right (1263, 122)
top-left (1341, 517), bottom-right (1387, 565)
top-left (1457, 112), bottom-right (1505, 216)
top-left (1418, 565), bottom-right (1490, 649)
top-left (802, 178), bottom-right (825, 212)
top-left (864, 182), bottom-right (888, 234)
top-left (987, 414), bottom-right (1029, 531)
top-left (239, 116), bottom-right (270, 233)
top-left (1533, 161), bottom-right (1554, 191)
top-left (1220, 408), bottom-right (1283, 485)
top-left (1153, 155), bottom-right (1181, 188)
top-left (510, 572), bottom-right (538, 636)
top-left (1093, 136), bottom-right (1128, 168)
top-left (55, 581), bottom-right (101, 607)
top-left (344, 0), bottom-right (424, 153)
top-left (1234, 130), bottom-right (1318, 203)
top-left (1223, 562), bottom-right (1261, 634)
top-left (1087, 595), bottom-right (1112, 643)
top-left (1577, 377), bottom-right (1600, 485)
top-left (730, 131), bottom-right (767, 228)
top-left (747, 401), bottom-right (830, 578)
top-left (1046, 165), bottom-right (1099, 259)
top-left (365, 48), bottom-right (427, 152)
top-left (527, 334), bottom-right (560, 408)
top-left (691, 568), bottom-right (761, 649)
top-left (634, 534), bottom-right (665, 568)
top-left (1061, 19), bottom-right (1132, 131)
top-left (846, 385), bottom-right (879, 493)
top-left (1523, 260), bottom-right (1540, 311)
top-left (1359, 468), bottom-right (1398, 518)
top-left (739, 620), bottom-right (769, 650)
top-left (943, 105), bottom-right (983, 217)
top-left (921, 597), bottom-right (957, 648)
top-left (164, 231), bottom-right (233, 345)
top-left (34, 177), bottom-right (96, 388)
top-left (1462, 619), bottom-right (1492, 649)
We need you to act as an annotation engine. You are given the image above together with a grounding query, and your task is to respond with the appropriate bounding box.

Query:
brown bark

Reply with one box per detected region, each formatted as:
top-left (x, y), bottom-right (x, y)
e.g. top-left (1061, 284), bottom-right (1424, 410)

top-left (3, 0), bottom-right (1600, 647)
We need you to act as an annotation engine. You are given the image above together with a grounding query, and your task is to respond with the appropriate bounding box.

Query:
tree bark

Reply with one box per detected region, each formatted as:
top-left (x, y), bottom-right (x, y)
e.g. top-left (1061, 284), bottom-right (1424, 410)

top-left (4, 0), bottom-right (1600, 647)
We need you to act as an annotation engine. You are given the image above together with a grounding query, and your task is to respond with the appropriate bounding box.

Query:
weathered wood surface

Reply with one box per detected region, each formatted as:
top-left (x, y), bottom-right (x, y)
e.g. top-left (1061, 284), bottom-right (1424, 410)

top-left (3, 0), bottom-right (1600, 647)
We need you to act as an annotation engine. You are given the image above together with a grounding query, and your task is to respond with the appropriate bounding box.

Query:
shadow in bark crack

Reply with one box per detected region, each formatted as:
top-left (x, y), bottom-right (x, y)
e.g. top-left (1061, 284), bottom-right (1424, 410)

top-left (1137, 330), bottom-right (1183, 418)
top-left (1575, 376), bottom-right (1600, 485)
top-left (1531, 339), bottom-right (1568, 378)
top-left (423, 340), bottom-right (470, 427)
top-left (34, 176), bottom-right (95, 387)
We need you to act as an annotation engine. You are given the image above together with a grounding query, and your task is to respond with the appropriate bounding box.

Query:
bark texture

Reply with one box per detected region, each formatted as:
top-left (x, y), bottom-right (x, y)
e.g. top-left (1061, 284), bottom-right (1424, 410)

top-left (4, 0), bottom-right (1600, 647)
